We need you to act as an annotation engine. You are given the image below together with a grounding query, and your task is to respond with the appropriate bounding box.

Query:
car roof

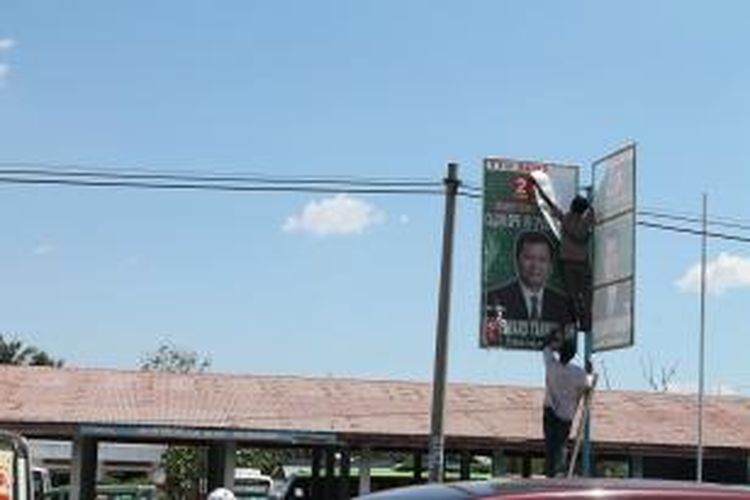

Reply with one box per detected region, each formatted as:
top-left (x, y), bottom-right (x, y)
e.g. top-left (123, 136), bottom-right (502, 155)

top-left (357, 478), bottom-right (750, 499)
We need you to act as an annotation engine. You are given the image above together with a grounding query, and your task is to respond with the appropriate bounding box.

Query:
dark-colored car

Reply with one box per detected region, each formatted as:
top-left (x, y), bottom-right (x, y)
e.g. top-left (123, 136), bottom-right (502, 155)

top-left (356, 478), bottom-right (750, 499)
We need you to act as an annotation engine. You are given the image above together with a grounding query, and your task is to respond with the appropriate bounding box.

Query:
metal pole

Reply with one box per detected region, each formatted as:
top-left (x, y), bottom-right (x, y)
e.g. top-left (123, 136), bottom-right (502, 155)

top-left (582, 184), bottom-right (594, 477)
top-left (582, 330), bottom-right (593, 476)
top-left (697, 193), bottom-right (707, 482)
top-left (427, 163), bottom-right (460, 483)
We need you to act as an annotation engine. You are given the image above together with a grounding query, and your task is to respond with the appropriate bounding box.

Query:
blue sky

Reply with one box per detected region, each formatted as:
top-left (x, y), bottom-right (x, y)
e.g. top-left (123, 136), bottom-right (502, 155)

top-left (2, 1), bottom-right (750, 394)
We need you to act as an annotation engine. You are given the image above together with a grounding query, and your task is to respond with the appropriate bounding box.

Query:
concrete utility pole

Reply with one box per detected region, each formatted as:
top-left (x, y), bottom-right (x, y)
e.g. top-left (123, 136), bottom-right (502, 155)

top-left (427, 163), bottom-right (460, 483)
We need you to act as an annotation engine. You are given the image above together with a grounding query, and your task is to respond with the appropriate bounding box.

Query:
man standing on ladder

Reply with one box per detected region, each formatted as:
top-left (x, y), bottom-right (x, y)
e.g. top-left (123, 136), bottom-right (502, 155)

top-left (542, 328), bottom-right (593, 477)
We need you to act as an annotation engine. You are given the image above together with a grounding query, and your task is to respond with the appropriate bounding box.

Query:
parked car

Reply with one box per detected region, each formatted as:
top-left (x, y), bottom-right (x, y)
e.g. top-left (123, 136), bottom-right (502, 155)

top-left (32, 467), bottom-right (52, 499)
top-left (355, 478), bottom-right (750, 499)
top-left (0, 430), bottom-right (33, 500)
top-left (233, 467), bottom-right (274, 499)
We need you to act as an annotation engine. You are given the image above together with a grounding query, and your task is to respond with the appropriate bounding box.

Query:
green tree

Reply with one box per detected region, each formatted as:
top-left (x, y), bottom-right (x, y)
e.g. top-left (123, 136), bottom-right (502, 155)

top-left (140, 341), bottom-right (210, 374)
top-left (140, 341), bottom-right (210, 500)
top-left (140, 342), bottom-right (292, 494)
top-left (236, 448), bottom-right (308, 478)
top-left (0, 334), bottom-right (63, 367)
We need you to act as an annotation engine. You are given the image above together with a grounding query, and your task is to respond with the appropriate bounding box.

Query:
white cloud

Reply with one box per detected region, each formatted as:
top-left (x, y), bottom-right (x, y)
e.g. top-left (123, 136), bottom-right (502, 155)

top-left (0, 39), bottom-right (14, 83)
top-left (399, 214), bottom-right (410, 225)
top-left (676, 252), bottom-right (750, 295)
top-left (283, 194), bottom-right (386, 236)
top-left (32, 243), bottom-right (54, 256)
top-left (0, 39), bottom-right (15, 52)
top-left (667, 381), bottom-right (740, 396)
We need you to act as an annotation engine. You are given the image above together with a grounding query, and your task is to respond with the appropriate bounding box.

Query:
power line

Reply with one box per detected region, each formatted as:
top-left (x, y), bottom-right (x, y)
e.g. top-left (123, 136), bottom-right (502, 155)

top-left (460, 182), bottom-right (482, 193)
top-left (458, 190), bottom-right (482, 199)
top-left (2, 164), bottom-right (750, 244)
top-left (641, 204), bottom-right (750, 227)
top-left (0, 170), bottom-right (482, 202)
top-left (638, 209), bottom-right (750, 232)
top-left (0, 164), bottom-right (442, 188)
top-left (0, 162), bottom-right (441, 187)
top-left (0, 175), bottom-right (446, 196)
top-left (637, 220), bottom-right (750, 244)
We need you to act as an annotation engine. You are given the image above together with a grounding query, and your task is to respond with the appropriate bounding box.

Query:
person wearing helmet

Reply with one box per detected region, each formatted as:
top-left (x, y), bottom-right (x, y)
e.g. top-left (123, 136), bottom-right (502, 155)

top-left (207, 487), bottom-right (236, 500)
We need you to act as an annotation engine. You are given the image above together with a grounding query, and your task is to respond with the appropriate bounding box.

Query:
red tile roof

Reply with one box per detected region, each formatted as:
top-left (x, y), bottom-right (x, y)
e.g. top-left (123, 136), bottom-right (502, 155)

top-left (1, 365), bottom-right (748, 453)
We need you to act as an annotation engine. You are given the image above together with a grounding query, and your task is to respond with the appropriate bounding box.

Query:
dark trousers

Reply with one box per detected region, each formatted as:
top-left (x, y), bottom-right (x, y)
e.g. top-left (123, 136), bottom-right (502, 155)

top-left (563, 261), bottom-right (592, 331)
top-left (544, 406), bottom-right (572, 478)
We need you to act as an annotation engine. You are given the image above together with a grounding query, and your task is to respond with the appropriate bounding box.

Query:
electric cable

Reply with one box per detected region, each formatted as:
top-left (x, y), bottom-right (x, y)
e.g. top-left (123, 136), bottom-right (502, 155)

top-left (2, 163), bottom-right (750, 244)
top-left (0, 175), bottom-right (445, 196)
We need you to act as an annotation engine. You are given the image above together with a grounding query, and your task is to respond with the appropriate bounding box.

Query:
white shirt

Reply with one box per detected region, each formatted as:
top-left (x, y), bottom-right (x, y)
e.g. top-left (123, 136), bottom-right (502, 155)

top-left (543, 346), bottom-right (589, 421)
top-left (520, 283), bottom-right (544, 319)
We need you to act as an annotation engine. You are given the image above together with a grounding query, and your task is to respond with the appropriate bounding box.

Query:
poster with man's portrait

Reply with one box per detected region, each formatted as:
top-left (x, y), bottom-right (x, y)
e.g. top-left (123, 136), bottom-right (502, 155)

top-left (481, 158), bottom-right (579, 350)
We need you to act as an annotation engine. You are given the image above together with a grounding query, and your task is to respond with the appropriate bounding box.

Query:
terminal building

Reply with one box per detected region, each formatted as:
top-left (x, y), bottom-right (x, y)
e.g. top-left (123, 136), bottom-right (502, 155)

top-left (2, 365), bottom-right (750, 499)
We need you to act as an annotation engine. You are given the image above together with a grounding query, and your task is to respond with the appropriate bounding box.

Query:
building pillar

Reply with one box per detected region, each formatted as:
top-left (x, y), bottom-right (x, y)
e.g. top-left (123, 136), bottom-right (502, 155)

top-left (358, 447), bottom-right (372, 496)
top-left (339, 449), bottom-right (351, 500)
top-left (96, 459), bottom-right (105, 483)
top-left (630, 455), bottom-right (643, 478)
top-left (310, 448), bottom-right (322, 499)
top-left (413, 451), bottom-right (423, 481)
top-left (324, 448), bottom-right (336, 499)
top-left (207, 441), bottom-right (237, 492)
top-left (492, 449), bottom-right (506, 477)
top-left (460, 451), bottom-right (472, 480)
top-left (521, 454), bottom-right (531, 478)
top-left (70, 436), bottom-right (97, 500)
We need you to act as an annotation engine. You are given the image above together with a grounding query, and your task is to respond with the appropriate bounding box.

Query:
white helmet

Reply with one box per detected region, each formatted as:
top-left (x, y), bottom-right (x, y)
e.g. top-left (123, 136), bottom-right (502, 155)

top-left (207, 487), bottom-right (236, 500)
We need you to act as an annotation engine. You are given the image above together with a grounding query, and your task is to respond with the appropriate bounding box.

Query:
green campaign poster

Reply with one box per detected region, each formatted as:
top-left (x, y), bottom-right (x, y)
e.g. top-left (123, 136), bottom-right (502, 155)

top-left (481, 158), bottom-right (579, 350)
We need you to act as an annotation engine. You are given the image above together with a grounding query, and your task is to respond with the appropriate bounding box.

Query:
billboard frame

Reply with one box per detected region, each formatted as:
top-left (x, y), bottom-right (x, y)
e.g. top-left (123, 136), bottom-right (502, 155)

top-left (590, 143), bottom-right (637, 352)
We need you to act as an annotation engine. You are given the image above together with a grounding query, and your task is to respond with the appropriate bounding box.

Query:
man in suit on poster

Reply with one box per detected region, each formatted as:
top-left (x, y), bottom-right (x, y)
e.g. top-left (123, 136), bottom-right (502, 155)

top-left (486, 230), bottom-right (572, 324)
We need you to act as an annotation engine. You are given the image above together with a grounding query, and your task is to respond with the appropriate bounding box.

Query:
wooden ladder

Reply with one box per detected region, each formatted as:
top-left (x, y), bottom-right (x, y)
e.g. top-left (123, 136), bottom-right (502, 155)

top-left (566, 373), bottom-right (598, 478)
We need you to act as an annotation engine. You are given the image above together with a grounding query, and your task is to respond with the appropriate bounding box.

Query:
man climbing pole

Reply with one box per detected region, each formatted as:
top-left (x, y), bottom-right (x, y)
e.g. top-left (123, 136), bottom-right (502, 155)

top-left (530, 175), bottom-right (595, 332)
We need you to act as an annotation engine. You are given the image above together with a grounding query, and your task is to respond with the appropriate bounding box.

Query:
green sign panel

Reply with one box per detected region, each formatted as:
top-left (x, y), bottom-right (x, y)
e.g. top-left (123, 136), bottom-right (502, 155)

top-left (481, 158), bottom-right (579, 350)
